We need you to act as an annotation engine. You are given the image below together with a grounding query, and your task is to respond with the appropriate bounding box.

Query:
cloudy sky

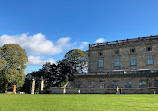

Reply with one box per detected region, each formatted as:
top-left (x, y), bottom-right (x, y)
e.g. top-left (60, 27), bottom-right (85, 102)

top-left (1, 0), bottom-right (158, 73)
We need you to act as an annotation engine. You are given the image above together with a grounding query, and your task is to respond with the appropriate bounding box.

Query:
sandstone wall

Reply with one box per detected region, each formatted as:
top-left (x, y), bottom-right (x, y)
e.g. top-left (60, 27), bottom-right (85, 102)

top-left (88, 37), bottom-right (158, 73)
top-left (48, 87), bottom-right (158, 94)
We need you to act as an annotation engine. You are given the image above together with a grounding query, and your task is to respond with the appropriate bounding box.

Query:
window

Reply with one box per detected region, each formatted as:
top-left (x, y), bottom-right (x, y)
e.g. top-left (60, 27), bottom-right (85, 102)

top-left (146, 46), bottom-right (152, 51)
top-left (154, 81), bottom-right (158, 87)
top-left (78, 81), bottom-right (83, 88)
top-left (147, 56), bottom-right (153, 65)
top-left (115, 50), bottom-right (119, 54)
top-left (131, 57), bottom-right (136, 66)
top-left (100, 81), bottom-right (105, 88)
top-left (98, 52), bottom-right (103, 56)
top-left (139, 80), bottom-right (147, 88)
top-left (115, 58), bottom-right (120, 67)
top-left (130, 48), bottom-right (135, 53)
top-left (111, 80), bottom-right (118, 88)
top-left (125, 81), bottom-right (132, 88)
top-left (88, 81), bottom-right (94, 88)
top-left (99, 60), bottom-right (103, 68)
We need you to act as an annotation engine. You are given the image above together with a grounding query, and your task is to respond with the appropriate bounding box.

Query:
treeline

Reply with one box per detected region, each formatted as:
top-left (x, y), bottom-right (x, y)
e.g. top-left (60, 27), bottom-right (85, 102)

top-left (0, 44), bottom-right (87, 93)
top-left (21, 49), bottom-right (88, 93)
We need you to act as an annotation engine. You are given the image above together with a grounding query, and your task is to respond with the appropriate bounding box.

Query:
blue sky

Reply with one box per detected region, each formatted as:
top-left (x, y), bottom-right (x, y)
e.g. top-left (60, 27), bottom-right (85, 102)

top-left (0, 0), bottom-right (158, 73)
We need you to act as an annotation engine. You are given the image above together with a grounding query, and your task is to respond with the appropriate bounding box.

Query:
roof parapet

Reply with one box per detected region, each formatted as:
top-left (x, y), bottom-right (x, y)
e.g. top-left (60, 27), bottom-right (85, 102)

top-left (89, 35), bottom-right (158, 48)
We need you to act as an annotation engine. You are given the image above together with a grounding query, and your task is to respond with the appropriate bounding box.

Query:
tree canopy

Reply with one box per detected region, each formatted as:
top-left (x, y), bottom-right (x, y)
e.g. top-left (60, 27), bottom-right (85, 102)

top-left (64, 49), bottom-right (88, 73)
top-left (0, 44), bottom-right (28, 92)
top-left (30, 60), bottom-right (72, 89)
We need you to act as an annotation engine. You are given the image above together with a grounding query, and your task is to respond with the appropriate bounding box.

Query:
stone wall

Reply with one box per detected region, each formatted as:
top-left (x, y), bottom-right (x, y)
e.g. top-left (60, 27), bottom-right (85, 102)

top-left (88, 36), bottom-right (158, 73)
top-left (48, 87), bottom-right (158, 94)
top-left (49, 88), bottom-right (64, 94)
top-left (49, 87), bottom-right (79, 94)
top-left (73, 73), bottom-right (158, 89)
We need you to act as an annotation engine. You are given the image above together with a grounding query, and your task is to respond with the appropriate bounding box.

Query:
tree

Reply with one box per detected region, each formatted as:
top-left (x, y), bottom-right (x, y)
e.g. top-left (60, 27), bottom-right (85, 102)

top-left (57, 59), bottom-right (72, 83)
top-left (41, 62), bottom-right (57, 88)
top-left (29, 62), bottom-right (58, 92)
top-left (28, 60), bottom-right (72, 92)
top-left (64, 49), bottom-right (88, 73)
top-left (0, 44), bottom-right (28, 93)
top-left (0, 56), bottom-right (7, 92)
top-left (39, 61), bottom-right (70, 88)
top-left (20, 78), bottom-right (31, 94)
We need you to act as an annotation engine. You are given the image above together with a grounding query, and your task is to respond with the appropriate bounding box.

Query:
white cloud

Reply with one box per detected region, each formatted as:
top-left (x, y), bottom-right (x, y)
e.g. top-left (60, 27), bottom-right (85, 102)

top-left (0, 33), bottom-right (89, 66)
top-left (0, 33), bottom-right (71, 55)
top-left (95, 38), bottom-right (105, 43)
top-left (27, 56), bottom-right (56, 65)
top-left (72, 41), bottom-right (89, 50)
top-left (78, 42), bottom-right (89, 49)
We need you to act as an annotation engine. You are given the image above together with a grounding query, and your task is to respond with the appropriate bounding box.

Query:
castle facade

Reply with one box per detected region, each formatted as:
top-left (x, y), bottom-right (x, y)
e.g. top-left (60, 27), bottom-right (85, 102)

top-left (71, 35), bottom-right (158, 94)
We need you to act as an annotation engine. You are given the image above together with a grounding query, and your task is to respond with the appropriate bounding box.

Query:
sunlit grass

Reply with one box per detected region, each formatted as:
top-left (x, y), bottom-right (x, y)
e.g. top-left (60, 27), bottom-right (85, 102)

top-left (0, 94), bottom-right (158, 111)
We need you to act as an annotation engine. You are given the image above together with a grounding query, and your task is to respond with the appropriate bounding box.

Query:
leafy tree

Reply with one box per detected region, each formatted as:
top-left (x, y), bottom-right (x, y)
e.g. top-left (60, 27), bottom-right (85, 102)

top-left (0, 44), bottom-right (28, 93)
top-left (20, 78), bottom-right (31, 94)
top-left (40, 62), bottom-right (69, 88)
top-left (0, 57), bottom-right (7, 92)
top-left (42, 63), bottom-right (57, 89)
top-left (29, 71), bottom-right (41, 93)
top-left (28, 60), bottom-right (72, 91)
top-left (64, 49), bottom-right (88, 73)
top-left (57, 59), bottom-right (72, 83)
top-left (29, 63), bottom-right (58, 92)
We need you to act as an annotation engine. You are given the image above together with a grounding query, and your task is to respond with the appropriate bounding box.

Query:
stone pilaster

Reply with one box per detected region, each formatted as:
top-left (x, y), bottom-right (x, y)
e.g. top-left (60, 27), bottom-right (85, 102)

top-left (31, 77), bottom-right (35, 94)
top-left (40, 77), bottom-right (44, 91)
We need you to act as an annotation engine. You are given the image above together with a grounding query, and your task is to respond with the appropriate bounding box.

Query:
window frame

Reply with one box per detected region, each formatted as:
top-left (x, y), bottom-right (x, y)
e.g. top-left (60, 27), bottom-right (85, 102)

top-left (88, 81), bottom-right (94, 88)
top-left (146, 46), bottom-right (152, 51)
top-left (147, 56), bottom-right (153, 65)
top-left (100, 81), bottom-right (106, 88)
top-left (98, 52), bottom-right (103, 56)
top-left (78, 81), bottom-right (83, 88)
top-left (111, 80), bottom-right (119, 88)
top-left (115, 50), bottom-right (119, 54)
top-left (139, 80), bottom-right (147, 88)
top-left (125, 81), bottom-right (132, 88)
top-left (114, 58), bottom-right (120, 67)
top-left (98, 59), bottom-right (104, 68)
top-left (154, 81), bottom-right (158, 88)
top-left (131, 57), bottom-right (136, 66)
top-left (130, 48), bottom-right (135, 53)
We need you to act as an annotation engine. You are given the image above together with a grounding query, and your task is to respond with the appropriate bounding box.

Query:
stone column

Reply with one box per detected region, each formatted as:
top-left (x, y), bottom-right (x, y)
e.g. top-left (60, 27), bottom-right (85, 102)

top-left (31, 77), bottom-right (35, 94)
top-left (40, 77), bottom-right (44, 92)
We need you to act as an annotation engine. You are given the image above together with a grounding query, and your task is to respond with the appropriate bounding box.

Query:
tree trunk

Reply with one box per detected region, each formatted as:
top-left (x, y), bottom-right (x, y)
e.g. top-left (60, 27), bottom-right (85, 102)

top-left (4, 81), bottom-right (8, 93)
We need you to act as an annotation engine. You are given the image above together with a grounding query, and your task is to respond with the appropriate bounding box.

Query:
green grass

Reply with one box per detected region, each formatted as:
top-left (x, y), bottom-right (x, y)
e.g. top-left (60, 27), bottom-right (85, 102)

top-left (0, 94), bottom-right (158, 111)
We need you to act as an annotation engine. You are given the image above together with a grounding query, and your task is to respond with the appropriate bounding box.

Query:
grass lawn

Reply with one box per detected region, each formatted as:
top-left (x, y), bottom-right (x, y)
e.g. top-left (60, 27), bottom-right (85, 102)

top-left (0, 94), bottom-right (158, 111)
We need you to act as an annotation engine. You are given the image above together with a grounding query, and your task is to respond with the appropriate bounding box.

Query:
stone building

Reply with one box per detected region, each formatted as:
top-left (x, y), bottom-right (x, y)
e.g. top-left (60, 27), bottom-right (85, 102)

top-left (88, 36), bottom-right (158, 73)
top-left (70, 35), bottom-right (158, 94)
